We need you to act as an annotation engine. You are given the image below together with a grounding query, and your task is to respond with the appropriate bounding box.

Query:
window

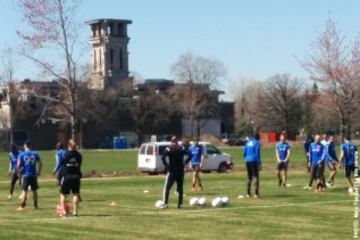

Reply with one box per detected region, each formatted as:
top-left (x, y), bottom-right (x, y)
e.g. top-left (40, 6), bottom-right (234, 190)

top-left (108, 23), bottom-right (114, 36)
top-left (91, 25), bottom-right (97, 37)
top-left (99, 49), bottom-right (102, 70)
top-left (117, 24), bottom-right (123, 36)
top-left (140, 145), bottom-right (146, 154)
top-left (110, 49), bottom-right (114, 66)
top-left (93, 50), bottom-right (97, 70)
top-left (206, 145), bottom-right (221, 155)
top-left (119, 48), bottom-right (123, 69)
top-left (146, 145), bottom-right (154, 155)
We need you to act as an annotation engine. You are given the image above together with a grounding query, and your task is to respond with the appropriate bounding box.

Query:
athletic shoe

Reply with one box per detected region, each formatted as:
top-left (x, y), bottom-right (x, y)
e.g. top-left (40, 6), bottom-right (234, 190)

top-left (303, 186), bottom-right (311, 190)
top-left (326, 182), bottom-right (332, 188)
top-left (16, 207), bottom-right (26, 212)
top-left (158, 204), bottom-right (168, 210)
top-left (7, 194), bottom-right (12, 199)
top-left (73, 212), bottom-right (79, 217)
top-left (254, 195), bottom-right (259, 199)
top-left (286, 184), bottom-right (292, 187)
top-left (246, 194), bottom-right (251, 198)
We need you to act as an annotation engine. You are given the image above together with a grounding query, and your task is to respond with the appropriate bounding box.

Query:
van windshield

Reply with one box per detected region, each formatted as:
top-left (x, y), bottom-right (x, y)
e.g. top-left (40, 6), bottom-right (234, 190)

top-left (140, 145), bottom-right (146, 154)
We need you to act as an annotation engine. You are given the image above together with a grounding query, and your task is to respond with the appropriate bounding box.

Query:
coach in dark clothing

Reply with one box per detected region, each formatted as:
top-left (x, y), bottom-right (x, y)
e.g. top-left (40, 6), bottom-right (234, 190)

top-left (59, 139), bottom-right (82, 216)
top-left (161, 136), bottom-right (192, 209)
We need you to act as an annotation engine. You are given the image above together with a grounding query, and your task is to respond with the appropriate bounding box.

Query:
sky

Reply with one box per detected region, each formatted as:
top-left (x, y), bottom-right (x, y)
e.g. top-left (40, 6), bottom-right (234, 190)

top-left (0, 0), bottom-right (360, 94)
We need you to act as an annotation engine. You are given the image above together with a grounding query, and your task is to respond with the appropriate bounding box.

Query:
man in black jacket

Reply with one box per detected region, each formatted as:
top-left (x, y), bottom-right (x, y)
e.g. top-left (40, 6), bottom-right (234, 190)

top-left (160, 136), bottom-right (192, 209)
top-left (59, 139), bottom-right (82, 217)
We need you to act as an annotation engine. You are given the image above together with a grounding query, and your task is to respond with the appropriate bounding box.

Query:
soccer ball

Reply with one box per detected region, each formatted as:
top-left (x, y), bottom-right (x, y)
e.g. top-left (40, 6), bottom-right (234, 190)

top-left (198, 197), bottom-right (207, 206)
top-left (56, 202), bottom-right (70, 216)
top-left (211, 197), bottom-right (223, 207)
top-left (155, 200), bottom-right (165, 209)
top-left (221, 196), bottom-right (229, 205)
top-left (189, 197), bottom-right (199, 206)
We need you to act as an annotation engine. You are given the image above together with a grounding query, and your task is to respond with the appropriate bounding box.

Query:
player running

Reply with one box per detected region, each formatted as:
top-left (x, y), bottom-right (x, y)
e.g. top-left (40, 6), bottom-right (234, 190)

top-left (304, 134), bottom-right (325, 192)
top-left (59, 139), bottom-right (83, 217)
top-left (188, 137), bottom-right (205, 192)
top-left (160, 136), bottom-right (192, 209)
top-left (338, 138), bottom-right (358, 194)
top-left (8, 144), bottom-right (21, 199)
top-left (324, 135), bottom-right (338, 188)
top-left (17, 141), bottom-right (42, 211)
top-left (243, 133), bottom-right (261, 198)
top-left (53, 143), bottom-right (66, 187)
top-left (275, 133), bottom-right (291, 187)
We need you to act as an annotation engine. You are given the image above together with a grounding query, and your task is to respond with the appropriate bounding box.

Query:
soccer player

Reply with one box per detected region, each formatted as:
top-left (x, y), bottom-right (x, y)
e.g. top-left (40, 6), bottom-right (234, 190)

top-left (59, 139), bottom-right (82, 217)
top-left (338, 138), bottom-right (358, 194)
top-left (304, 134), bottom-right (326, 192)
top-left (243, 133), bottom-right (261, 198)
top-left (275, 133), bottom-right (291, 187)
top-left (8, 144), bottom-right (21, 199)
top-left (188, 137), bottom-right (205, 192)
top-left (17, 141), bottom-right (42, 210)
top-left (303, 135), bottom-right (314, 172)
top-left (160, 136), bottom-right (191, 209)
top-left (53, 143), bottom-right (66, 187)
top-left (324, 135), bottom-right (338, 188)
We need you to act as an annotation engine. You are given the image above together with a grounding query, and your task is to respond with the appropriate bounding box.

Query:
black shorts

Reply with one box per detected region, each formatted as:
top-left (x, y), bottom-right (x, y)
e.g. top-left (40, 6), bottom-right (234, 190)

top-left (277, 162), bottom-right (288, 171)
top-left (56, 172), bottom-right (62, 186)
top-left (60, 175), bottom-right (81, 195)
top-left (345, 165), bottom-right (356, 178)
top-left (311, 164), bottom-right (324, 179)
top-left (192, 164), bottom-right (201, 172)
top-left (22, 176), bottom-right (38, 191)
top-left (246, 161), bottom-right (259, 180)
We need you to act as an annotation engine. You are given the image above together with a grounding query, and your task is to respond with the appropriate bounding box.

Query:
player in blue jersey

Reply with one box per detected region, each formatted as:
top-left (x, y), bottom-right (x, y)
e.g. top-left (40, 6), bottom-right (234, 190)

top-left (8, 144), bottom-right (21, 199)
top-left (188, 137), bottom-right (205, 191)
top-left (275, 133), bottom-right (291, 187)
top-left (323, 135), bottom-right (339, 188)
top-left (53, 143), bottom-right (66, 187)
top-left (304, 133), bottom-right (326, 192)
top-left (243, 133), bottom-right (261, 198)
top-left (338, 138), bottom-right (358, 194)
top-left (16, 141), bottom-right (43, 211)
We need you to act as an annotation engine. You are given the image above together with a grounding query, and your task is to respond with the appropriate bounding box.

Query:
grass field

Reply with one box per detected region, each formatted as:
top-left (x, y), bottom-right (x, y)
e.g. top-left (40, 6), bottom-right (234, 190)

top-left (0, 146), bottom-right (356, 240)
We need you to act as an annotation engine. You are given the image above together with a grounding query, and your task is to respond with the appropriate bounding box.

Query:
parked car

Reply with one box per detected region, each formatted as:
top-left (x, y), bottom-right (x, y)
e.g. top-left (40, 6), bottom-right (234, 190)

top-left (137, 142), bottom-right (233, 174)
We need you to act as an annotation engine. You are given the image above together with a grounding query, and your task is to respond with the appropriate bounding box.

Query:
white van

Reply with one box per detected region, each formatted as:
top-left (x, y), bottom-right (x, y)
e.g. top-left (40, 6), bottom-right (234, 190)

top-left (137, 142), bottom-right (233, 174)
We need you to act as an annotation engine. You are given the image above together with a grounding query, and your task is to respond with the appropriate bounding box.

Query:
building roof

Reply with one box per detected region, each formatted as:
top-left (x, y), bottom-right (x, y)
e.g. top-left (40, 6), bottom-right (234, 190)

top-left (86, 19), bottom-right (132, 25)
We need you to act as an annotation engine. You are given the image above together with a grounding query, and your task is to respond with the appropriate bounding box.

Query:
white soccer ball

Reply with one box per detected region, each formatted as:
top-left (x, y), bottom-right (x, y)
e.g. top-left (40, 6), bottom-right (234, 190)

top-left (221, 196), bottom-right (229, 205)
top-left (155, 200), bottom-right (164, 209)
top-left (211, 197), bottom-right (223, 207)
top-left (198, 197), bottom-right (207, 206)
top-left (189, 197), bottom-right (199, 206)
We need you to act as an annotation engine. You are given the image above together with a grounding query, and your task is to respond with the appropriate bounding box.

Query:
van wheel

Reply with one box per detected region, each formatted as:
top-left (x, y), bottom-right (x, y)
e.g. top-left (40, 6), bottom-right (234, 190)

top-left (217, 162), bottom-right (228, 173)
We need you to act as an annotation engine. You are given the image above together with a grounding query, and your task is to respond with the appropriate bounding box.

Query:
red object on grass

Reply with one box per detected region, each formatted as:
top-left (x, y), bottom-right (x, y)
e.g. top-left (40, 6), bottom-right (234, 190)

top-left (56, 203), bottom-right (70, 216)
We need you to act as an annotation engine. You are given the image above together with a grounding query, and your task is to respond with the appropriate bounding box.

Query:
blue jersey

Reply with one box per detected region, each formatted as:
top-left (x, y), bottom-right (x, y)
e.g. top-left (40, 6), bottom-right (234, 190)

top-left (18, 150), bottom-right (40, 177)
top-left (189, 144), bottom-right (203, 165)
top-left (53, 149), bottom-right (65, 173)
top-left (243, 139), bottom-right (261, 163)
top-left (9, 151), bottom-right (20, 172)
top-left (341, 142), bottom-right (358, 166)
top-left (309, 142), bottom-right (325, 165)
top-left (322, 140), bottom-right (338, 162)
top-left (276, 141), bottom-right (291, 161)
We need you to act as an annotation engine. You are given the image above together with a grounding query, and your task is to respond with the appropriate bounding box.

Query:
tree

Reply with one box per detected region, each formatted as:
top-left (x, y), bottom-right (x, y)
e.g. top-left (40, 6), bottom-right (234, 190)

top-left (16, 0), bottom-right (87, 140)
top-left (256, 74), bottom-right (303, 134)
top-left (302, 18), bottom-right (360, 140)
top-left (170, 52), bottom-right (226, 137)
top-left (0, 47), bottom-right (15, 84)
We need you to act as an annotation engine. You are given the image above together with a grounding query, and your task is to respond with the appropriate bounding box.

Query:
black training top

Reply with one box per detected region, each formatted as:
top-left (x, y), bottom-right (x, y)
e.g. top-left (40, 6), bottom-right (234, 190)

top-left (61, 149), bottom-right (82, 177)
top-left (161, 144), bottom-right (192, 173)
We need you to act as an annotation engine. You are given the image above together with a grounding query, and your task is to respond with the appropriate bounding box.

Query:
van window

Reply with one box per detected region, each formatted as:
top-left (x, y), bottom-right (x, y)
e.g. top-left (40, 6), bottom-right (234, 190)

top-left (140, 145), bottom-right (146, 154)
top-left (206, 145), bottom-right (221, 155)
top-left (146, 145), bottom-right (154, 155)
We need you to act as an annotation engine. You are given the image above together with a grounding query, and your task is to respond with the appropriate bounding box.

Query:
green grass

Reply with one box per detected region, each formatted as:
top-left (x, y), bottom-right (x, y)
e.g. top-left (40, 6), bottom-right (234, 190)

top-left (0, 147), bottom-right (355, 239)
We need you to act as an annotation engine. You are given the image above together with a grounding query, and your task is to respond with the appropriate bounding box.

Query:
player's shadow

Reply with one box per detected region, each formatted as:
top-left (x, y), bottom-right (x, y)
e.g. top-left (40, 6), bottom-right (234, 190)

top-left (78, 214), bottom-right (114, 217)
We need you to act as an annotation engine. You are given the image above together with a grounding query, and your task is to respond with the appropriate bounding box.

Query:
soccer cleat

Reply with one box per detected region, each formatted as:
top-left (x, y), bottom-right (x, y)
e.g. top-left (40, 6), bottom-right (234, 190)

top-left (246, 194), bottom-right (251, 198)
top-left (7, 194), bottom-right (13, 199)
top-left (254, 195), bottom-right (259, 199)
top-left (158, 204), bottom-right (168, 210)
top-left (73, 212), bottom-right (79, 217)
top-left (326, 182), bottom-right (332, 188)
top-left (303, 186), bottom-right (311, 190)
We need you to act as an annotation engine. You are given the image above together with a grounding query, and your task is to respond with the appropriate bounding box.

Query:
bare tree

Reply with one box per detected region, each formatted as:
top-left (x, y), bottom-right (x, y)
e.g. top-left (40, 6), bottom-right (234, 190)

top-left (0, 47), bottom-right (15, 84)
top-left (16, 0), bottom-right (88, 139)
top-left (302, 18), bottom-right (360, 140)
top-left (170, 52), bottom-right (226, 137)
top-left (256, 74), bottom-right (304, 134)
